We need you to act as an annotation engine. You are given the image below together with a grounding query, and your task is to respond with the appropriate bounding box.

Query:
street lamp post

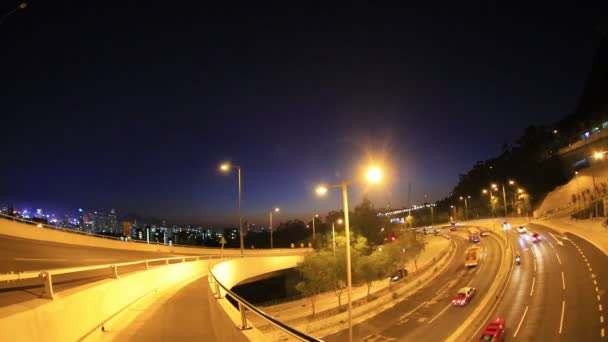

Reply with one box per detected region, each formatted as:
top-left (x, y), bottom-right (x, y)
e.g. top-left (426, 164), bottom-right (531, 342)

top-left (219, 162), bottom-right (244, 257)
top-left (332, 218), bottom-right (343, 256)
top-left (269, 207), bottom-right (279, 249)
top-left (459, 196), bottom-right (470, 221)
top-left (0, 2), bottom-right (27, 25)
top-left (450, 205), bottom-right (456, 221)
top-left (575, 171), bottom-right (581, 210)
top-left (592, 152), bottom-right (604, 218)
top-left (315, 166), bottom-right (383, 342)
top-left (312, 214), bottom-right (319, 242)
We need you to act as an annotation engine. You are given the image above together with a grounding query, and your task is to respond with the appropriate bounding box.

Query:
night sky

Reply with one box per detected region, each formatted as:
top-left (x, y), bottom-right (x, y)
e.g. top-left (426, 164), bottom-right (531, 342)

top-left (1, 2), bottom-right (605, 225)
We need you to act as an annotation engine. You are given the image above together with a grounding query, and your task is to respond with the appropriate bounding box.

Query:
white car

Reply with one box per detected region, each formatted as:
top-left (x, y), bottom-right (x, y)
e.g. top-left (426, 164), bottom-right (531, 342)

top-left (517, 226), bottom-right (527, 234)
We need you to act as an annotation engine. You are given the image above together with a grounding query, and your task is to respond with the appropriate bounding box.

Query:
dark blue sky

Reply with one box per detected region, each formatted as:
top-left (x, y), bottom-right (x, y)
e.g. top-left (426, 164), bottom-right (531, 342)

top-left (1, 2), bottom-right (605, 224)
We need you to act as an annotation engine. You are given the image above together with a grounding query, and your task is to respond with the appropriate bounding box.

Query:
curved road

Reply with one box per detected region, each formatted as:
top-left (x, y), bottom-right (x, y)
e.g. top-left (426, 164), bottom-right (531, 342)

top-left (324, 228), bottom-right (504, 341)
top-left (476, 223), bottom-right (608, 341)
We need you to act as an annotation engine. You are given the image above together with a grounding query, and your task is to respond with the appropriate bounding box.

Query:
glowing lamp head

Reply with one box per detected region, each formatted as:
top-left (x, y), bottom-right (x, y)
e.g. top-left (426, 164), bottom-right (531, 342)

top-left (315, 186), bottom-right (328, 195)
top-left (509, 180), bottom-right (515, 185)
top-left (219, 163), bottom-right (231, 172)
top-left (518, 188), bottom-right (524, 194)
top-left (459, 196), bottom-right (463, 200)
top-left (337, 219), bottom-right (343, 224)
top-left (491, 183), bottom-right (497, 189)
top-left (274, 207), bottom-right (280, 212)
top-left (482, 189), bottom-right (488, 194)
top-left (594, 152), bottom-right (604, 160)
top-left (366, 166), bottom-right (383, 183)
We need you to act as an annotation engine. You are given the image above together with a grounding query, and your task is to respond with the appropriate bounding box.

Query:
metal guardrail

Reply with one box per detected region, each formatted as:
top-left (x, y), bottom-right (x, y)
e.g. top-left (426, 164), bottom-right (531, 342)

top-left (208, 266), bottom-right (323, 342)
top-left (0, 255), bottom-right (221, 299)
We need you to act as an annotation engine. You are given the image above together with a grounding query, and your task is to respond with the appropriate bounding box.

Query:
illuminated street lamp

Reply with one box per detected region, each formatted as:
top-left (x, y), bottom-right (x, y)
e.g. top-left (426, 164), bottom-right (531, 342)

top-left (482, 188), bottom-right (494, 216)
top-left (269, 207), bottom-right (279, 249)
top-left (312, 214), bottom-right (319, 242)
top-left (459, 195), bottom-right (470, 221)
top-left (331, 218), bottom-right (344, 256)
top-left (450, 205), bottom-right (456, 221)
top-left (315, 165), bottom-right (383, 342)
top-left (219, 162), bottom-right (244, 256)
top-left (0, 2), bottom-right (27, 25)
top-left (590, 152), bottom-right (605, 218)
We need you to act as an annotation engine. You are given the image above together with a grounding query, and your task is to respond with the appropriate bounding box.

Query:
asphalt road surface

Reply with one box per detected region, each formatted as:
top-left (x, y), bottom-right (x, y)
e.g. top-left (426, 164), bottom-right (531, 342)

top-left (476, 223), bottom-right (608, 341)
top-left (324, 229), bottom-right (504, 341)
top-left (0, 234), bottom-right (208, 306)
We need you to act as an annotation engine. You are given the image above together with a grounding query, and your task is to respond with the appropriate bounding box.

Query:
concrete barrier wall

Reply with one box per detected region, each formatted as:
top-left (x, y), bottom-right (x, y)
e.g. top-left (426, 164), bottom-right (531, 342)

top-left (209, 256), bottom-right (305, 340)
top-left (0, 218), bottom-right (309, 256)
top-left (0, 260), bottom-right (210, 342)
top-left (0, 254), bottom-right (307, 342)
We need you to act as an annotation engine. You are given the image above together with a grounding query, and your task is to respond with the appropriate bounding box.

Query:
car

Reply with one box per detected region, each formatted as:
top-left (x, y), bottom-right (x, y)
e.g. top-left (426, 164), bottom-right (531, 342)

top-left (532, 232), bottom-right (541, 242)
top-left (452, 286), bottom-right (476, 306)
top-left (517, 226), bottom-right (527, 234)
top-left (480, 317), bottom-right (505, 341)
top-left (449, 226), bottom-right (457, 232)
top-left (434, 229), bottom-right (440, 235)
top-left (390, 268), bottom-right (408, 282)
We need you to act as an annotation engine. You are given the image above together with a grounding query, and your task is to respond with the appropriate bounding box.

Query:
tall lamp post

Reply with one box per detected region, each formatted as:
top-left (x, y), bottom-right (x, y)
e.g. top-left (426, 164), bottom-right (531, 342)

top-left (0, 2), bottom-right (27, 25)
top-left (312, 214), bottom-right (319, 242)
top-left (331, 218), bottom-right (343, 256)
top-left (450, 205), bottom-right (456, 221)
top-left (269, 207), bottom-right (279, 249)
top-left (592, 152), bottom-right (604, 218)
top-left (492, 180), bottom-right (516, 218)
top-left (482, 188), bottom-right (494, 217)
top-left (459, 196), bottom-right (470, 221)
top-left (315, 165), bottom-right (383, 342)
top-left (219, 162), bottom-right (244, 257)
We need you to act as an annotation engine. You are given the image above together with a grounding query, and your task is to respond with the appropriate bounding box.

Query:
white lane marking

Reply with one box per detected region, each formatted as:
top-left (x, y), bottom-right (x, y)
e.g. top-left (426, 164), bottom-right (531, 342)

top-left (601, 315), bottom-right (604, 323)
top-left (513, 305), bottom-right (529, 338)
top-left (596, 287), bottom-right (600, 293)
top-left (590, 267), bottom-right (593, 272)
top-left (547, 240), bottom-right (555, 249)
top-left (428, 303), bottom-right (453, 324)
top-left (562, 272), bottom-right (566, 290)
top-left (600, 304), bottom-right (603, 312)
top-left (14, 258), bottom-right (67, 262)
top-left (549, 233), bottom-right (564, 246)
top-left (556, 253), bottom-right (562, 265)
top-left (530, 277), bottom-right (536, 296)
top-left (534, 259), bottom-right (536, 273)
top-left (598, 295), bottom-right (602, 302)
top-left (594, 279), bottom-right (598, 285)
top-left (587, 262), bottom-right (591, 267)
top-left (559, 300), bottom-right (565, 334)
top-left (603, 328), bottom-right (606, 338)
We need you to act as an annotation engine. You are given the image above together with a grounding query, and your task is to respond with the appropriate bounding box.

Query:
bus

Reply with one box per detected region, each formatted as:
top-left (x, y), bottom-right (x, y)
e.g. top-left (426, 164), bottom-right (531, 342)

top-left (468, 227), bottom-right (481, 243)
top-left (465, 246), bottom-right (480, 267)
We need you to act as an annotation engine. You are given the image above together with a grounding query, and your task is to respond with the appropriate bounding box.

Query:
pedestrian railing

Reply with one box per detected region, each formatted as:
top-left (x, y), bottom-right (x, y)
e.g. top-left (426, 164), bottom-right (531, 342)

top-left (0, 255), bottom-right (220, 299)
top-left (208, 266), bottom-right (323, 342)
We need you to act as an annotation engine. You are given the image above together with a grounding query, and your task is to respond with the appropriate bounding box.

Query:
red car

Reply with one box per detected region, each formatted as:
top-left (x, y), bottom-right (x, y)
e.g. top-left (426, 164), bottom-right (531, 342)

top-left (532, 232), bottom-right (541, 243)
top-left (452, 286), bottom-right (476, 306)
top-left (480, 317), bottom-right (505, 341)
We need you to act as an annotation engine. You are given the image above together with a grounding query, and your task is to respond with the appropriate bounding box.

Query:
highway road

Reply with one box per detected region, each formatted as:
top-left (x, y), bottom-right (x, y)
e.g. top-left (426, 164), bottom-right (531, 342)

top-left (0, 234), bottom-right (186, 273)
top-left (323, 228), bottom-right (504, 341)
top-left (474, 223), bottom-right (608, 341)
top-left (0, 233), bottom-right (211, 306)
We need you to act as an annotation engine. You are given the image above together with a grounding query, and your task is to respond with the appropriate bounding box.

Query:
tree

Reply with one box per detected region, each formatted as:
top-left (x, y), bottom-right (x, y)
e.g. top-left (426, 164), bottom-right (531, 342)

top-left (399, 230), bottom-right (427, 272)
top-left (295, 251), bottom-right (334, 316)
top-left (352, 197), bottom-right (383, 245)
top-left (355, 250), bottom-right (390, 300)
